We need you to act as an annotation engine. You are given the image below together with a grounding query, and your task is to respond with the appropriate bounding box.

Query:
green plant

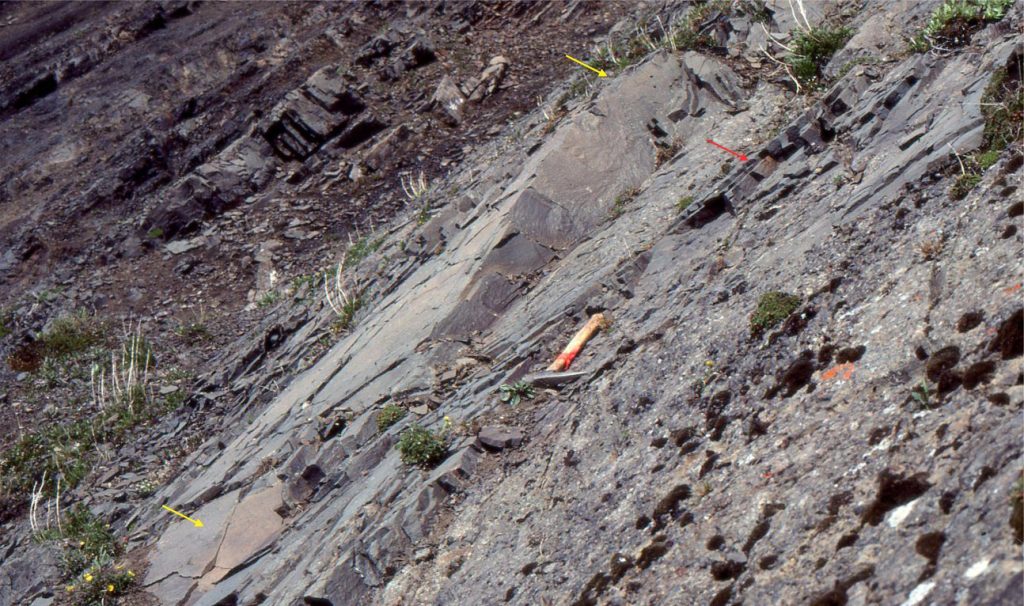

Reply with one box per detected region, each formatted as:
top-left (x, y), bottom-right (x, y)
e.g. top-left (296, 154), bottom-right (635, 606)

top-left (833, 174), bottom-right (847, 188)
top-left (330, 296), bottom-right (363, 333)
top-left (981, 68), bottom-right (1023, 154)
top-left (498, 381), bottom-right (536, 406)
top-left (32, 287), bottom-right (62, 304)
top-left (676, 195), bottom-right (695, 213)
top-left (0, 308), bottom-right (12, 339)
top-left (785, 26), bottom-right (853, 90)
top-left (750, 291), bottom-right (801, 335)
top-left (911, 381), bottom-right (933, 408)
top-left (36, 504), bottom-right (118, 574)
top-left (256, 290), bottom-right (281, 309)
top-left (909, 0), bottom-right (1013, 52)
top-left (609, 187), bottom-right (640, 219)
top-left (39, 311), bottom-right (108, 360)
top-left (397, 423), bottom-right (449, 467)
top-left (37, 504), bottom-right (137, 603)
top-left (670, 0), bottom-right (732, 51)
top-left (694, 359), bottom-right (719, 397)
top-left (162, 389), bottom-right (187, 412)
top-left (344, 234), bottom-right (385, 268)
top-left (377, 404), bottom-right (407, 432)
top-left (65, 564), bottom-right (136, 604)
top-left (946, 67), bottom-right (1021, 199)
top-left (976, 149), bottom-right (1000, 170)
top-left (135, 478), bottom-right (158, 497)
top-left (950, 173), bottom-right (982, 200)
top-left (738, 0), bottom-right (772, 25)
top-left (1, 330), bottom-right (159, 497)
top-left (289, 272), bottom-right (323, 298)
top-left (174, 319), bottom-right (210, 343)
top-left (416, 203), bottom-right (432, 225)
top-left (146, 227), bottom-right (164, 239)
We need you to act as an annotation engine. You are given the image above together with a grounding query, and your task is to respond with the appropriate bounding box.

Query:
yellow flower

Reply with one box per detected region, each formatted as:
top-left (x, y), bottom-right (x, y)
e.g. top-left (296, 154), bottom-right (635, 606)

top-left (127, 570), bottom-right (135, 578)
top-left (705, 360), bottom-right (714, 367)
top-left (107, 584), bottom-right (115, 593)
top-left (66, 585), bottom-right (75, 593)
top-left (84, 573), bottom-right (93, 582)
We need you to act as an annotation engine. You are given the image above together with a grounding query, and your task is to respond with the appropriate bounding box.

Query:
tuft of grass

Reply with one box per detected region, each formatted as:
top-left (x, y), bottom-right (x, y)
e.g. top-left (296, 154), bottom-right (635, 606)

top-left (146, 227), bottom-right (164, 239)
top-left (750, 291), bottom-right (801, 335)
top-left (344, 235), bottom-right (385, 268)
top-left (946, 66), bottom-right (1021, 199)
top-left (695, 480), bottom-right (714, 501)
top-left (587, 0), bottom-right (736, 76)
top-left (909, 0), bottom-right (1013, 53)
top-left (950, 173), bottom-right (982, 200)
top-left (377, 403), bottom-right (407, 433)
top-left (36, 504), bottom-right (136, 603)
top-left (676, 195), bottom-right (695, 213)
top-left (910, 381), bottom-right (933, 408)
top-left (739, 0), bottom-right (772, 25)
top-left (609, 187), bottom-right (640, 219)
top-left (397, 423), bottom-right (449, 467)
top-left (785, 26), bottom-right (853, 90)
top-left (670, 0), bottom-right (732, 51)
top-left (498, 381), bottom-right (535, 406)
top-left (918, 234), bottom-right (945, 260)
top-left (330, 296), bottom-right (363, 334)
top-left (981, 67), bottom-right (1024, 154)
top-left (289, 272), bottom-right (324, 299)
top-left (174, 319), bottom-right (210, 344)
top-left (256, 290), bottom-right (281, 309)
top-left (39, 311), bottom-right (108, 361)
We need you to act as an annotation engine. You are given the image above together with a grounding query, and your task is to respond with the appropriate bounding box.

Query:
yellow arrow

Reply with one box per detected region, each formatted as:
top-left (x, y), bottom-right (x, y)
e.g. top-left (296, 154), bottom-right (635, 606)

top-left (161, 504), bottom-right (204, 528)
top-left (565, 54), bottom-right (607, 78)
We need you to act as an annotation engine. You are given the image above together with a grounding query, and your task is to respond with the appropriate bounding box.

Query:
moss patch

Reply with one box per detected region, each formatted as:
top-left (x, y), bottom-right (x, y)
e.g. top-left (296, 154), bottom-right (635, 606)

top-left (750, 292), bottom-right (801, 335)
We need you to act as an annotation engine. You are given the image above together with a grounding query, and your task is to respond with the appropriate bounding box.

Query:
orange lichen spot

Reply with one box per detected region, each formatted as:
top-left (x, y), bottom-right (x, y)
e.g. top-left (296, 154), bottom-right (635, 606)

top-left (821, 362), bottom-right (855, 382)
top-left (1003, 283), bottom-right (1022, 295)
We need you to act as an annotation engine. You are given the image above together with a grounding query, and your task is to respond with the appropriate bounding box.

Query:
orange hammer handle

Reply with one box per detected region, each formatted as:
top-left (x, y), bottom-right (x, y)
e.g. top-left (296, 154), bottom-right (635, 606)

top-left (547, 313), bottom-right (608, 372)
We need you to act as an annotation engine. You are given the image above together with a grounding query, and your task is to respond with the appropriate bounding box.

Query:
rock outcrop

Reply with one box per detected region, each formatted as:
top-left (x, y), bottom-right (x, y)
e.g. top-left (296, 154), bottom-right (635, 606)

top-left (0, 1), bottom-right (1021, 606)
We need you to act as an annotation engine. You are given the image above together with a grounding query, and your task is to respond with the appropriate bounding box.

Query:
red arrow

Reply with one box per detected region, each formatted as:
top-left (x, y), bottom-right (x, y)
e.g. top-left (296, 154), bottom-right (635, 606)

top-left (706, 139), bottom-right (748, 161)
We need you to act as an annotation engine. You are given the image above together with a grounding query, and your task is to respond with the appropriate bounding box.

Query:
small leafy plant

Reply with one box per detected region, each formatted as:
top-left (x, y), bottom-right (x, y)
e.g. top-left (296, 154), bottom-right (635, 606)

top-left (397, 423), bottom-right (449, 467)
top-left (36, 504), bottom-right (137, 604)
top-left (499, 381), bottom-right (536, 406)
top-left (909, 0), bottom-right (1013, 53)
top-left (377, 404), bottom-right (407, 433)
top-left (676, 195), bottom-right (695, 213)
